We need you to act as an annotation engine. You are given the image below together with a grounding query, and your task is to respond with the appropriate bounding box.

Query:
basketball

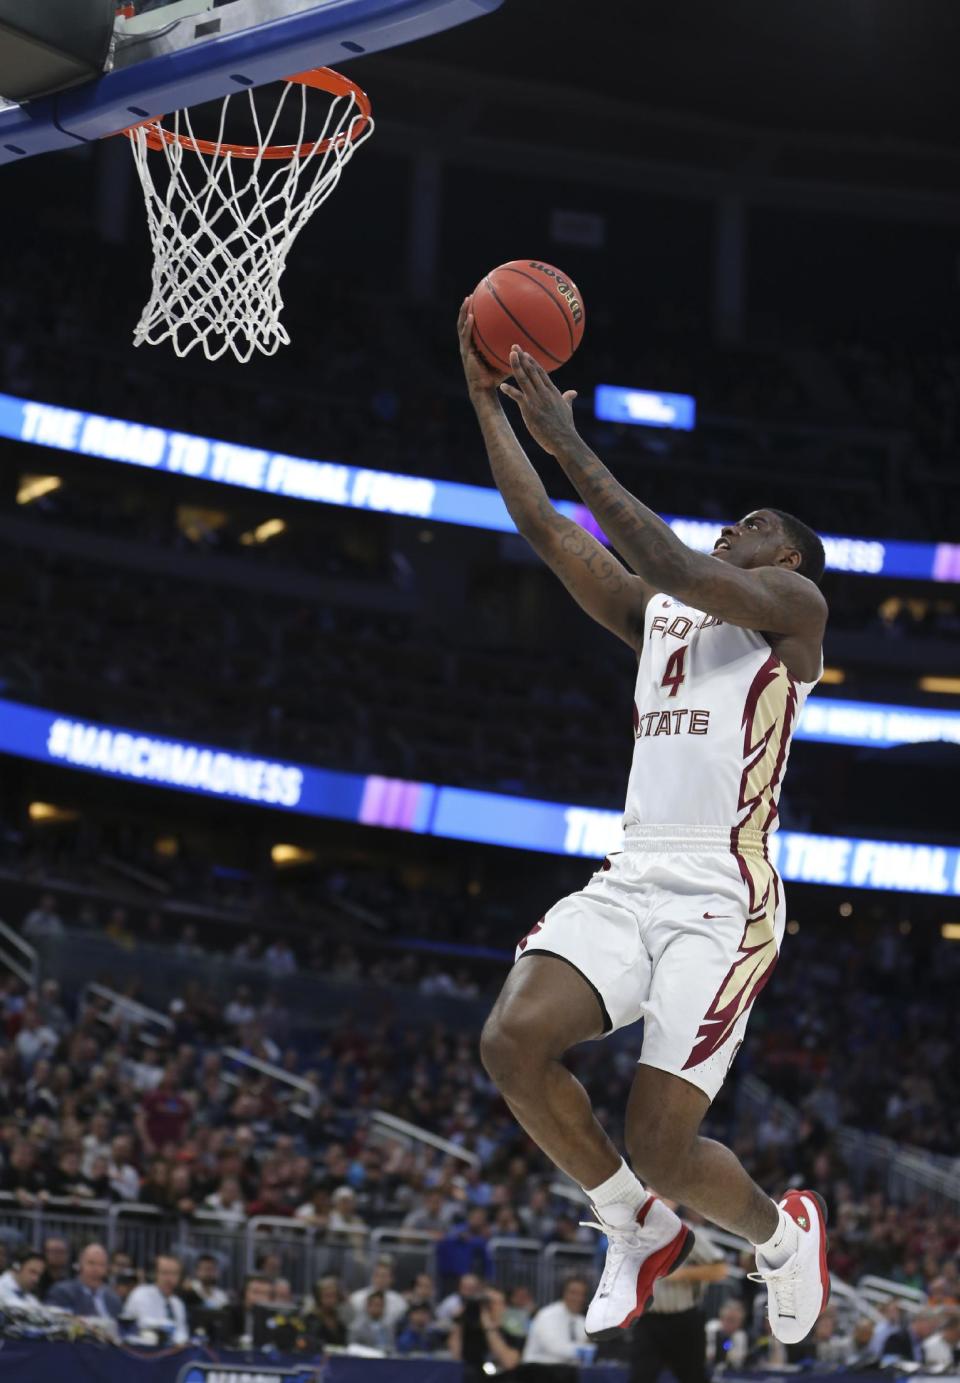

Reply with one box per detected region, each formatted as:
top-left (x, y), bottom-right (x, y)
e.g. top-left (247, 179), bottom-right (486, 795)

top-left (471, 260), bottom-right (586, 374)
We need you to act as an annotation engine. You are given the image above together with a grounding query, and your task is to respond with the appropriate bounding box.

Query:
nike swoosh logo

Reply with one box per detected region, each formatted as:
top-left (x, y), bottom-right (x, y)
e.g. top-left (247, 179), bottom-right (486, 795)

top-left (703, 912), bottom-right (729, 920)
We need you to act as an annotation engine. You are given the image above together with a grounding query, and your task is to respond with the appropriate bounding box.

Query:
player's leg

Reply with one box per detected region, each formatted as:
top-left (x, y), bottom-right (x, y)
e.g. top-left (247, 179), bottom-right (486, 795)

top-left (482, 861), bottom-right (660, 1217)
top-left (479, 952), bottom-right (621, 1190)
top-left (627, 850), bottom-right (829, 1345)
top-left (483, 866), bottom-right (695, 1343)
top-left (624, 1064), bottom-right (776, 1243)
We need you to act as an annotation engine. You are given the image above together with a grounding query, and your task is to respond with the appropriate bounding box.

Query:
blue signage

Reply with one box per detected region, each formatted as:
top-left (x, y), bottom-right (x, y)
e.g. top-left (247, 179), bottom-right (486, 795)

top-left (177, 1367), bottom-right (316, 1383)
top-left (0, 696), bottom-right (956, 895)
top-left (595, 383), bottom-right (696, 430)
top-left (2, 390), bottom-right (957, 582)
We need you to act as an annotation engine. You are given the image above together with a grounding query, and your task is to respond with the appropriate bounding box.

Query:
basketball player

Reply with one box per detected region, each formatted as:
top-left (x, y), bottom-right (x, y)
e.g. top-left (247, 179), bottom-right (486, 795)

top-left (457, 299), bottom-right (830, 1346)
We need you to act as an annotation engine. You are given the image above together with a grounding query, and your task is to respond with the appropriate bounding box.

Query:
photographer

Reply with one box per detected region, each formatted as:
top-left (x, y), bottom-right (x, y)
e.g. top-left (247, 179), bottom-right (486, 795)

top-left (450, 1286), bottom-right (524, 1380)
top-left (706, 1298), bottom-right (750, 1369)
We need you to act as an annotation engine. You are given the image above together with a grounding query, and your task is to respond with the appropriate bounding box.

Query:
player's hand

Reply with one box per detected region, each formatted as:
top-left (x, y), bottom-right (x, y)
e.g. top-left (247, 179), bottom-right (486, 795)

top-left (499, 346), bottom-right (578, 455)
top-left (458, 296), bottom-right (508, 394)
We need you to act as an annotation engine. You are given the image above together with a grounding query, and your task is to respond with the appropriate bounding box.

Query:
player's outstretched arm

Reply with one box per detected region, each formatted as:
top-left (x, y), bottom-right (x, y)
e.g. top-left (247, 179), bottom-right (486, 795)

top-left (500, 347), bottom-right (826, 637)
top-left (458, 300), bottom-right (651, 649)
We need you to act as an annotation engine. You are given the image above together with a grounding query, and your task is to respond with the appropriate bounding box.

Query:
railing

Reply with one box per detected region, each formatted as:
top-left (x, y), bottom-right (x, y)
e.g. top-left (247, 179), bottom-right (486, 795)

top-left (855, 1274), bottom-right (927, 1316)
top-left (222, 1046), bottom-right (319, 1118)
top-left (34, 931), bottom-right (488, 1033)
top-left (368, 1111), bottom-right (479, 1169)
top-left (0, 917), bottom-right (37, 988)
top-left (0, 1196), bottom-right (885, 1329)
top-left (736, 1077), bottom-right (960, 1211)
top-left (82, 982), bottom-right (174, 1040)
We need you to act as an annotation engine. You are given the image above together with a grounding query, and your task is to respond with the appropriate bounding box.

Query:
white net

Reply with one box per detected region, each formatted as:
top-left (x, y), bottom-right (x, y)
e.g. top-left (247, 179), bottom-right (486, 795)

top-left (126, 72), bottom-right (373, 362)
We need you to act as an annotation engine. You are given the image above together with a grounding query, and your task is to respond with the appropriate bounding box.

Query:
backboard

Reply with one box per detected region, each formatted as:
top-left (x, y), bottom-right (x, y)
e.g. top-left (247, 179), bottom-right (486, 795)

top-left (0, 0), bottom-right (502, 165)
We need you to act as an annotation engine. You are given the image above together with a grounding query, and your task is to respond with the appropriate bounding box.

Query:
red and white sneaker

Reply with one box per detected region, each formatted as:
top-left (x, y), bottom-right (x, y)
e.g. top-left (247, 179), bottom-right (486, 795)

top-left (751, 1189), bottom-right (830, 1344)
top-left (581, 1196), bottom-right (695, 1341)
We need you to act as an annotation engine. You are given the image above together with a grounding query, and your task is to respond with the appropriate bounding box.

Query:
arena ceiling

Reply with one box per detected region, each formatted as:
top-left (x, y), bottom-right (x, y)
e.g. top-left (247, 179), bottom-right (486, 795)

top-left (377, 0), bottom-right (960, 154)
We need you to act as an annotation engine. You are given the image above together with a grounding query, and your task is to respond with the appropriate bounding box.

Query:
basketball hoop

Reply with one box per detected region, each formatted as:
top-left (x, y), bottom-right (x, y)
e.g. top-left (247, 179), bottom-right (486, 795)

top-left (120, 68), bottom-right (373, 362)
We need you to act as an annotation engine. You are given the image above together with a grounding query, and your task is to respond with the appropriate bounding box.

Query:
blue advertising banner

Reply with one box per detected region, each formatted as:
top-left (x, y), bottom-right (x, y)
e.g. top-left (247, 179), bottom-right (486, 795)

top-left (2, 391), bottom-right (957, 581)
top-left (594, 383), bottom-right (696, 430)
top-left (1, 697), bottom-right (957, 894)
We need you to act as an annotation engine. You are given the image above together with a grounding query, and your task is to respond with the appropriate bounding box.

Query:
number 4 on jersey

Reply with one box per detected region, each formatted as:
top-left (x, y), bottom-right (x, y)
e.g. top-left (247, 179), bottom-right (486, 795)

top-left (661, 645), bottom-right (688, 698)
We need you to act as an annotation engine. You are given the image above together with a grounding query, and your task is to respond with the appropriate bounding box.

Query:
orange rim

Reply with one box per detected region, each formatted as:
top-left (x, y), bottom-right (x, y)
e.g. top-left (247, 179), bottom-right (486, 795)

top-left (122, 67), bottom-right (372, 160)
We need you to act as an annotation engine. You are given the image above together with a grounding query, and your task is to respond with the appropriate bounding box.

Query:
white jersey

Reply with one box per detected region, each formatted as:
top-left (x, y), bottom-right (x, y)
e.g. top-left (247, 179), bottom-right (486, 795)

top-left (624, 594), bottom-right (820, 836)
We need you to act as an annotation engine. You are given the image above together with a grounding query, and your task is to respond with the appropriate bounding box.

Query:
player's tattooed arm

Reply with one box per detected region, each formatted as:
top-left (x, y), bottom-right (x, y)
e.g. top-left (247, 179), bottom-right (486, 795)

top-left (458, 303), bottom-right (649, 647)
top-left (501, 348), bottom-right (826, 637)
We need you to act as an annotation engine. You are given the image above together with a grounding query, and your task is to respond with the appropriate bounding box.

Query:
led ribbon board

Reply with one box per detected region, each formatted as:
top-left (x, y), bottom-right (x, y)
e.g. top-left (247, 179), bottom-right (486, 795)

top-left (594, 384), bottom-right (696, 431)
top-left (3, 391), bottom-right (956, 581)
top-left (2, 697), bottom-right (957, 894)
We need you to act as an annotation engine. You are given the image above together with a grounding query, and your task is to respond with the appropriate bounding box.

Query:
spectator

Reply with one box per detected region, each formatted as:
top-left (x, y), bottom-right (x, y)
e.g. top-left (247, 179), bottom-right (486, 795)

top-left (174, 924), bottom-right (204, 959)
top-left (46, 1242), bottom-right (121, 1320)
top-left (883, 1307), bottom-right (940, 1362)
top-left (307, 1275), bottom-right (348, 1347)
top-left (230, 1275), bottom-right (272, 1346)
top-left (923, 1312), bottom-right (960, 1370)
top-left (123, 1254), bottom-right (189, 1344)
top-left (113, 1267), bottom-right (141, 1308)
top-left (870, 1299), bottom-right (905, 1357)
top-left (437, 1272), bottom-right (483, 1325)
top-left (204, 1175), bottom-right (247, 1226)
top-left (348, 1260), bottom-right (408, 1328)
top-left (37, 980), bottom-right (69, 1036)
top-left (436, 1209), bottom-right (492, 1291)
top-left (246, 1171), bottom-right (293, 1218)
top-left (183, 1254), bottom-right (230, 1310)
top-left (232, 934), bottom-right (263, 965)
top-left (110, 1250), bottom-right (136, 1279)
top-left (347, 1290), bottom-right (395, 1352)
top-left (396, 1302), bottom-right (441, 1355)
top-left (22, 893), bottom-right (64, 942)
top-left (294, 1185), bottom-right (331, 1228)
top-left (812, 1309), bottom-right (850, 1366)
top-left (139, 1159), bottom-right (173, 1211)
top-left (503, 1284), bottom-right (536, 1338)
top-left (47, 1146), bottom-right (97, 1200)
top-left (0, 1249), bottom-right (45, 1310)
top-left (329, 1185), bottom-right (366, 1237)
top-left (402, 1187), bottom-right (455, 1237)
top-left (169, 1164), bottom-right (198, 1218)
top-left (225, 986), bottom-right (257, 1028)
top-left (38, 1237), bottom-right (71, 1297)
top-left (254, 1251), bottom-right (283, 1285)
top-left (518, 1185), bottom-right (557, 1242)
top-left (0, 1141), bottom-right (47, 1207)
top-left (80, 1111), bottom-right (113, 1178)
top-left (406, 1272), bottom-right (437, 1309)
top-left (928, 1276), bottom-right (959, 1308)
top-left (264, 938), bottom-right (297, 977)
top-left (107, 1135), bottom-right (141, 1202)
top-left (104, 906), bottom-right (135, 949)
top-left (14, 1008), bottom-right (59, 1072)
top-left (845, 1316), bottom-right (880, 1368)
top-left (111, 1251), bottom-right (141, 1308)
top-left (706, 1298), bottom-right (750, 1369)
top-left (136, 1064), bottom-right (192, 1156)
top-left (522, 1276), bottom-right (589, 1364)
top-left (450, 1286), bottom-right (522, 1381)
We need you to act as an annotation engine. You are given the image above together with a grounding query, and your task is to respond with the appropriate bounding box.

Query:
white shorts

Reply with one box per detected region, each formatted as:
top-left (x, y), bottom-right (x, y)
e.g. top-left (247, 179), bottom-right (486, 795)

top-left (514, 825), bottom-right (786, 1103)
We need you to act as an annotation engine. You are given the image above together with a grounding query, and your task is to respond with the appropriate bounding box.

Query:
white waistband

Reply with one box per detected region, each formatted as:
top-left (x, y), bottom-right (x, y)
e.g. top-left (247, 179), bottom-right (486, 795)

top-left (621, 823), bottom-right (768, 853)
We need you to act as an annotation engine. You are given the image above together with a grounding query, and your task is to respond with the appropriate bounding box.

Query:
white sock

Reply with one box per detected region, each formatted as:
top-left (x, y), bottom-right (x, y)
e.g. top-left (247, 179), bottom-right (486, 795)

top-left (755, 1203), bottom-right (799, 1268)
top-left (585, 1159), bottom-right (648, 1229)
